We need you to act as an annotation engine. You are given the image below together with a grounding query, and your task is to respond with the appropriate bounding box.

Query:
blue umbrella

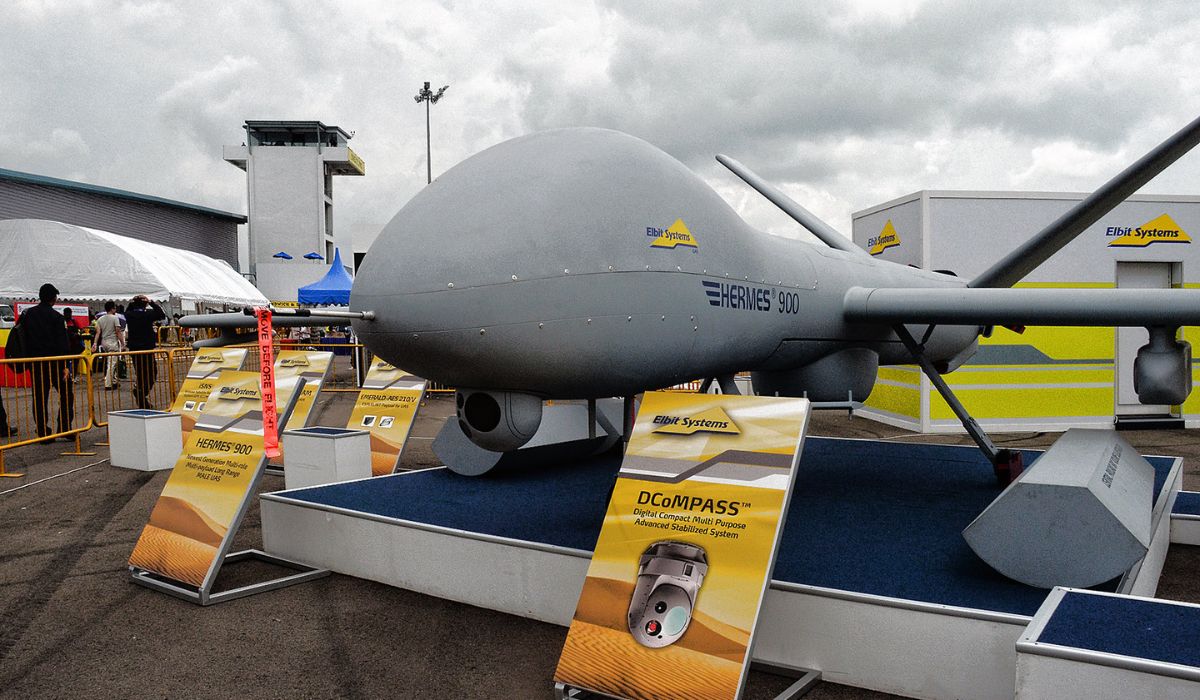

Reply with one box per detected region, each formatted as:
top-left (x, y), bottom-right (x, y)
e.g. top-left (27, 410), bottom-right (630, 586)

top-left (272, 251), bottom-right (293, 259)
top-left (303, 252), bottom-right (324, 260)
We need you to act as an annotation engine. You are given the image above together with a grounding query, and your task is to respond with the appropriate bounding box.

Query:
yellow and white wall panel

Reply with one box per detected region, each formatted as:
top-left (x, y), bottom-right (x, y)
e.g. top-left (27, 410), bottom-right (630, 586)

top-left (853, 190), bottom-right (1200, 433)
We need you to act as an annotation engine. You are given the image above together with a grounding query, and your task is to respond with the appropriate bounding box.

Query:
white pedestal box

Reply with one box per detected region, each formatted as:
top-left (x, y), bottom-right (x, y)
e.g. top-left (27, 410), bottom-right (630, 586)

top-left (282, 427), bottom-right (371, 490)
top-left (109, 409), bottom-right (183, 471)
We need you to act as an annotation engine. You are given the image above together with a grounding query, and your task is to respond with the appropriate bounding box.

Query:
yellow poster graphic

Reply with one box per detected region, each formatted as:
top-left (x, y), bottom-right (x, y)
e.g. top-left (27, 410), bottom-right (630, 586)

top-left (346, 358), bottom-right (427, 476)
top-left (129, 371), bottom-right (265, 588)
top-left (274, 350), bottom-right (333, 431)
top-left (169, 347), bottom-right (248, 443)
top-left (555, 392), bottom-right (810, 700)
top-left (270, 350), bottom-right (333, 464)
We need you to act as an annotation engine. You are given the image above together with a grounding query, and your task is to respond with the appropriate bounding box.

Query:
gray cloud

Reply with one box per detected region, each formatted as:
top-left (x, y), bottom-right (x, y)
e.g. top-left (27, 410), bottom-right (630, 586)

top-left (1, 0), bottom-right (1198, 254)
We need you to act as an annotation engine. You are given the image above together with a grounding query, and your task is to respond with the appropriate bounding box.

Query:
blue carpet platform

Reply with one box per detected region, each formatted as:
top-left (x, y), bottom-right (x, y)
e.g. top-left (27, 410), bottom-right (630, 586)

top-left (260, 437), bottom-right (1182, 700)
top-left (1170, 490), bottom-right (1200, 546)
top-left (1174, 490), bottom-right (1200, 516)
top-left (273, 437), bottom-right (1175, 616)
top-left (1016, 588), bottom-right (1200, 695)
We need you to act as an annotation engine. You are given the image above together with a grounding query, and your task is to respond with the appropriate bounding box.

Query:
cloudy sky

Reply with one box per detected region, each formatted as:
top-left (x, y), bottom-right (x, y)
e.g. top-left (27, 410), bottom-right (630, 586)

top-left (3, 0), bottom-right (1199, 264)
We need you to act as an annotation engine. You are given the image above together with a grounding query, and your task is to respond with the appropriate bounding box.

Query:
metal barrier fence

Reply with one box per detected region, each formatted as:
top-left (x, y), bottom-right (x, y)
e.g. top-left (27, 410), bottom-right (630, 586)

top-left (1, 354), bottom-right (98, 476)
top-left (0, 341), bottom-right (732, 476)
top-left (89, 349), bottom-right (186, 429)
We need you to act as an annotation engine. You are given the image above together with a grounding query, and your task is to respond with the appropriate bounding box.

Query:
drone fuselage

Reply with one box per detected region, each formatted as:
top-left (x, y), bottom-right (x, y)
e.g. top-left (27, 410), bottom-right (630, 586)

top-left (352, 128), bottom-right (977, 400)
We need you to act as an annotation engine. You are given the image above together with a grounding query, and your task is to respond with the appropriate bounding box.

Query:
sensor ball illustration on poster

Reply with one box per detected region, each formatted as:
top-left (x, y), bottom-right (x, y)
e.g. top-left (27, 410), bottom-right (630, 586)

top-left (627, 541), bottom-right (708, 648)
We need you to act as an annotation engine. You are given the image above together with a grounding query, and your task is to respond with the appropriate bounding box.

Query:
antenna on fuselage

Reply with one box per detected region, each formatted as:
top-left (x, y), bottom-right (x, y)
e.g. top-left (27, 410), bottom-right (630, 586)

top-left (969, 113), bottom-right (1200, 289)
top-left (716, 154), bottom-right (871, 258)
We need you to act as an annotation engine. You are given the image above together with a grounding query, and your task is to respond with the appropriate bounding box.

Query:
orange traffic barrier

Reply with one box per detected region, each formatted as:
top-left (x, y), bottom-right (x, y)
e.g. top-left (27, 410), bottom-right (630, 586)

top-left (89, 349), bottom-right (184, 431)
top-left (0, 353), bottom-right (96, 477)
top-left (0, 338), bottom-right (509, 476)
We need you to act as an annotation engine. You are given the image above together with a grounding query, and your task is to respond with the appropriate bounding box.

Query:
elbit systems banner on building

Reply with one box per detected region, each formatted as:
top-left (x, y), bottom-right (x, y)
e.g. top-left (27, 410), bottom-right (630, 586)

top-left (346, 358), bottom-right (427, 476)
top-left (129, 371), bottom-right (266, 588)
top-left (169, 348), bottom-right (249, 443)
top-left (271, 350), bottom-right (333, 462)
top-left (555, 392), bottom-right (810, 700)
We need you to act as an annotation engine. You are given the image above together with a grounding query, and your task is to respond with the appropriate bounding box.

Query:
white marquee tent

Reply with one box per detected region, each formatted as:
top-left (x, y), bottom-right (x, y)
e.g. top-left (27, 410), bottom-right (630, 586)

top-left (0, 219), bottom-right (266, 307)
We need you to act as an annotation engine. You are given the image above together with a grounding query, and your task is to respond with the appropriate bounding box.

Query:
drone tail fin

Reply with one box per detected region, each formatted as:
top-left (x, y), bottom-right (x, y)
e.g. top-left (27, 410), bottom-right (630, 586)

top-left (716, 154), bottom-right (870, 258)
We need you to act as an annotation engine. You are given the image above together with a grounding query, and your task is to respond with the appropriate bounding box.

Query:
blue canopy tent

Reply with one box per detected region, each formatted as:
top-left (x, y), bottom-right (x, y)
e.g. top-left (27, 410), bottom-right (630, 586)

top-left (297, 249), bottom-right (353, 305)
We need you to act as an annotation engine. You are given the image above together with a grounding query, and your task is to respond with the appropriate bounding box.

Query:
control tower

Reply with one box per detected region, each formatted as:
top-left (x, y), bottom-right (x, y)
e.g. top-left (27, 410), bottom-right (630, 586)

top-left (224, 120), bottom-right (365, 302)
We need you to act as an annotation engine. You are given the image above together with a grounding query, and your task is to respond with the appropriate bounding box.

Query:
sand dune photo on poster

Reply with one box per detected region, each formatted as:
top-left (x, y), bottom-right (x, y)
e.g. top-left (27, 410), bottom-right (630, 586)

top-left (558, 623), bottom-right (742, 700)
top-left (128, 526), bottom-right (217, 587)
top-left (556, 575), bottom-right (754, 700)
top-left (146, 495), bottom-right (226, 546)
top-left (369, 432), bottom-right (405, 475)
top-left (572, 577), bottom-right (749, 660)
top-left (128, 496), bottom-right (229, 587)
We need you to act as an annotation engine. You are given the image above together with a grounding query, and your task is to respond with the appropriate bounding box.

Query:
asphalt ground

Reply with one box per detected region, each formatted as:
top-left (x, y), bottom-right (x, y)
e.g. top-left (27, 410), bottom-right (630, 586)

top-left (2, 392), bottom-right (1199, 699)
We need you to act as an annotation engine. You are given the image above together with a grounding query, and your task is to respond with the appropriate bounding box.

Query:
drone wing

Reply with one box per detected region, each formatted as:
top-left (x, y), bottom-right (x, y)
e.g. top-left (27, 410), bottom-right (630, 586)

top-left (179, 308), bottom-right (373, 348)
top-left (843, 286), bottom-right (1200, 327)
top-left (845, 285), bottom-right (1199, 437)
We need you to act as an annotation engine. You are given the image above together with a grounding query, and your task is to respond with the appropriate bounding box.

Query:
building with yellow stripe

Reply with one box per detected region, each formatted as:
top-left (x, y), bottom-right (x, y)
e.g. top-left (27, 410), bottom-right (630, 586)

top-left (852, 191), bottom-right (1200, 432)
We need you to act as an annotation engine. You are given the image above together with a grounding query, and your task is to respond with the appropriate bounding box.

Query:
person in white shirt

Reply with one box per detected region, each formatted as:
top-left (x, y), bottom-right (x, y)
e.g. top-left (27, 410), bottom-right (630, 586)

top-left (93, 301), bottom-right (125, 389)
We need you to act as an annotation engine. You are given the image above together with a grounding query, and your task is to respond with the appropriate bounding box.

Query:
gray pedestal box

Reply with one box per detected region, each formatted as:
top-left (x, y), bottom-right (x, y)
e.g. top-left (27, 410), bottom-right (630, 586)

top-left (109, 409), bottom-right (183, 471)
top-left (963, 429), bottom-right (1153, 589)
top-left (281, 427), bottom-right (371, 490)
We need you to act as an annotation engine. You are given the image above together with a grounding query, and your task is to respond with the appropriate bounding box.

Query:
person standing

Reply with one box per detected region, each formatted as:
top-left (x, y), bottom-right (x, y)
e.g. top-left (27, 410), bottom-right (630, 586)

top-left (62, 307), bottom-right (85, 379)
top-left (93, 301), bottom-right (125, 389)
top-left (22, 283), bottom-right (74, 439)
top-left (125, 295), bottom-right (165, 409)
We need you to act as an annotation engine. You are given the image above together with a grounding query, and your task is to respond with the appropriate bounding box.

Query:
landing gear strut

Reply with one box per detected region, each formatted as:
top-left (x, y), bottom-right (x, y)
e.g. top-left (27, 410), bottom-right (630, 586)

top-left (894, 325), bottom-right (1023, 485)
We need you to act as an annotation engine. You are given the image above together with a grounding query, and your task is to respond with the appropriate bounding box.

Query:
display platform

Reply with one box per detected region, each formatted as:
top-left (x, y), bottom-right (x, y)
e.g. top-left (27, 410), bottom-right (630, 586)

top-left (261, 437), bottom-right (1181, 700)
top-left (1016, 588), bottom-right (1200, 698)
top-left (1170, 491), bottom-right (1200, 545)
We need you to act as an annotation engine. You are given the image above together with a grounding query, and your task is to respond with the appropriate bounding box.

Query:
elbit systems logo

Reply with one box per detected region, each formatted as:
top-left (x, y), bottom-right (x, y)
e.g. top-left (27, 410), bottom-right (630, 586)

top-left (218, 386), bottom-right (257, 400)
top-left (868, 220), bottom-right (901, 256)
top-left (1106, 214), bottom-right (1191, 248)
top-left (652, 406), bottom-right (740, 436)
top-left (647, 219), bottom-right (699, 250)
top-left (195, 354), bottom-right (221, 364)
top-left (278, 356), bottom-right (310, 367)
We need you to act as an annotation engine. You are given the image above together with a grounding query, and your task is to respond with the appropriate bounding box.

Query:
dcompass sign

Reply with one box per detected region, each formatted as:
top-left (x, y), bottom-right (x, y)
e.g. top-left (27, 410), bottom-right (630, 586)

top-left (555, 392), bottom-right (810, 700)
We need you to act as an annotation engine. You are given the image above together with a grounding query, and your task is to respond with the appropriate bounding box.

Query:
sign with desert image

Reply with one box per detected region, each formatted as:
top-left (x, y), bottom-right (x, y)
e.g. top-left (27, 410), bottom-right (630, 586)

top-left (129, 371), bottom-right (265, 588)
top-left (555, 392), bottom-right (810, 700)
top-left (346, 358), bottom-right (427, 475)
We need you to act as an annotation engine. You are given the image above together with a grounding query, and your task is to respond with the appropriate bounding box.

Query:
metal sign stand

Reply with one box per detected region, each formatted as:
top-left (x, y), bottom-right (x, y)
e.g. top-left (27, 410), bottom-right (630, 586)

top-left (130, 380), bottom-right (329, 605)
top-left (555, 661), bottom-right (821, 700)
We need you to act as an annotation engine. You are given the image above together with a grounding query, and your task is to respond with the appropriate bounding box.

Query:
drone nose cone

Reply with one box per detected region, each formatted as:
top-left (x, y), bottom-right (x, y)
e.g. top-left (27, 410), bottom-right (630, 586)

top-left (358, 128), bottom-right (750, 298)
top-left (349, 126), bottom-right (764, 393)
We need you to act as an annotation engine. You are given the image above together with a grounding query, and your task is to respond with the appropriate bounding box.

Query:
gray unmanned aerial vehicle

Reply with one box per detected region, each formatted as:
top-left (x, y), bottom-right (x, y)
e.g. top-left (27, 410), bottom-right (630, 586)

top-left (187, 114), bottom-right (1200, 478)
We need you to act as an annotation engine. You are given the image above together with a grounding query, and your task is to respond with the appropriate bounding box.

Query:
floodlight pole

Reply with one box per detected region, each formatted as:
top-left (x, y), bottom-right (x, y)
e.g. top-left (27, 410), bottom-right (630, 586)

top-left (414, 81), bottom-right (449, 184)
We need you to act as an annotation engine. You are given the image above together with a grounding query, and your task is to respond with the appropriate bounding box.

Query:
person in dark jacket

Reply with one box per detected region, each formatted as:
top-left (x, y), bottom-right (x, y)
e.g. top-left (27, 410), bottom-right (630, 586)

top-left (22, 283), bottom-right (74, 439)
top-left (62, 307), bottom-right (85, 378)
top-left (125, 294), bottom-right (165, 409)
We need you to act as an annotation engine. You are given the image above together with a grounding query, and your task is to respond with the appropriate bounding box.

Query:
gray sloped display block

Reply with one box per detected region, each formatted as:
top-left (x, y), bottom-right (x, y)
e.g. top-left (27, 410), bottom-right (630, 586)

top-left (963, 429), bottom-right (1153, 589)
